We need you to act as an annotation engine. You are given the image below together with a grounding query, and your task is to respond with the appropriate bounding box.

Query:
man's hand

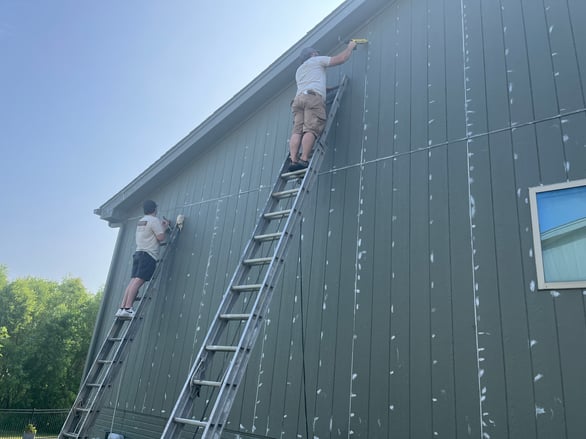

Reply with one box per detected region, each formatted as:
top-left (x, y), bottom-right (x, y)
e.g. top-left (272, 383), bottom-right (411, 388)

top-left (330, 40), bottom-right (358, 66)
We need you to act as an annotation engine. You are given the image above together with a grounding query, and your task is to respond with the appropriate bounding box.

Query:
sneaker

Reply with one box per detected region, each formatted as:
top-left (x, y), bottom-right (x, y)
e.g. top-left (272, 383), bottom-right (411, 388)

top-left (288, 159), bottom-right (309, 172)
top-left (116, 308), bottom-right (135, 319)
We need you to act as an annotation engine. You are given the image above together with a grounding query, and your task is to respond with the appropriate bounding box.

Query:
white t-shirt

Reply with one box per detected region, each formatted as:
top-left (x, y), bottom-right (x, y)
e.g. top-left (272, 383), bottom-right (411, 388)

top-left (136, 214), bottom-right (165, 260)
top-left (295, 56), bottom-right (332, 99)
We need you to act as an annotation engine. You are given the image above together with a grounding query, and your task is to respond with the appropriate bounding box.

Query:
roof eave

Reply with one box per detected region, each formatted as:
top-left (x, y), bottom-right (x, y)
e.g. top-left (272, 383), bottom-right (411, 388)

top-left (95, 0), bottom-right (386, 225)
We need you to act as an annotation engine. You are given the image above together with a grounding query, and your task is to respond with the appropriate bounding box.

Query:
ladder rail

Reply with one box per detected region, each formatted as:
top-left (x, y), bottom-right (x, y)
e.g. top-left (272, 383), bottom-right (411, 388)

top-left (159, 171), bottom-right (293, 438)
top-left (202, 77), bottom-right (348, 436)
top-left (59, 223), bottom-right (182, 439)
top-left (59, 319), bottom-right (129, 437)
top-left (205, 75), bottom-right (349, 360)
top-left (161, 75), bottom-right (348, 439)
top-left (220, 74), bottom-right (349, 366)
top-left (187, 74), bottom-right (350, 357)
top-left (162, 136), bottom-right (307, 408)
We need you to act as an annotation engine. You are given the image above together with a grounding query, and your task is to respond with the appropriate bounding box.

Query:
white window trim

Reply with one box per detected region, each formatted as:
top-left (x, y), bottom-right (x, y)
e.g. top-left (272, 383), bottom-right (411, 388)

top-left (529, 178), bottom-right (586, 290)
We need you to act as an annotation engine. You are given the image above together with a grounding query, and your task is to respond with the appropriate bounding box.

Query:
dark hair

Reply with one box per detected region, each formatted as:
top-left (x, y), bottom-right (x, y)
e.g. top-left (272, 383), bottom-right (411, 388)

top-left (143, 200), bottom-right (157, 214)
top-left (300, 47), bottom-right (318, 63)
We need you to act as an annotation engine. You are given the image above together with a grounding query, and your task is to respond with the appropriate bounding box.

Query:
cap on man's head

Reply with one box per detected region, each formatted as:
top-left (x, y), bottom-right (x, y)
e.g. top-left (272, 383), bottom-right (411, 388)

top-left (300, 47), bottom-right (318, 63)
top-left (143, 200), bottom-right (157, 214)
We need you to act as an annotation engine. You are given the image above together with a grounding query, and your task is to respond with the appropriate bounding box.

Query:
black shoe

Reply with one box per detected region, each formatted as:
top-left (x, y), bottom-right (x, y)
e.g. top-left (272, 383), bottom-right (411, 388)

top-left (288, 159), bottom-right (309, 172)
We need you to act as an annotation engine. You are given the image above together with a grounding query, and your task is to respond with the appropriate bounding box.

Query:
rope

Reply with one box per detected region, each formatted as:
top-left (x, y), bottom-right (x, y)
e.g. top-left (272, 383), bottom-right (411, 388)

top-left (298, 221), bottom-right (311, 439)
top-left (109, 367), bottom-right (125, 435)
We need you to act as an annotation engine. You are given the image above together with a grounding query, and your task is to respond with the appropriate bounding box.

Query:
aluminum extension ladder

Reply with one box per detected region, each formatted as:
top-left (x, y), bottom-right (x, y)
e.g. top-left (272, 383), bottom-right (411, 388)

top-left (160, 75), bottom-right (348, 439)
top-left (59, 216), bottom-right (184, 439)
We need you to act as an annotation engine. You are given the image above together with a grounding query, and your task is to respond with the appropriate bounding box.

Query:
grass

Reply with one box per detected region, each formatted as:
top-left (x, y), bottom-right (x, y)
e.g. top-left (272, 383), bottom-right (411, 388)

top-left (0, 435), bottom-right (58, 439)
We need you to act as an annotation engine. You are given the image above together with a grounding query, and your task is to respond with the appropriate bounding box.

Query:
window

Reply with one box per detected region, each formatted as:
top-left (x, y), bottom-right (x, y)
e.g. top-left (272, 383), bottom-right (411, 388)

top-left (529, 179), bottom-right (586, 289)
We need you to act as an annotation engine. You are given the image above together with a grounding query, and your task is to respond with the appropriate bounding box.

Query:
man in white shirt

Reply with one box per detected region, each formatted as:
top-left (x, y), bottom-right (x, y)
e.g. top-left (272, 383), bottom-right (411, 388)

top-left (116, 200), bottom-right (169, 319)
top-left (288, 40), bottom-right (357, 172)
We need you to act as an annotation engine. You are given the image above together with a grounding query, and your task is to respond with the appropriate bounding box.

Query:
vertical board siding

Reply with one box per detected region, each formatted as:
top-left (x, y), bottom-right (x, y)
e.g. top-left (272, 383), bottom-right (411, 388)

top-left (427, 0), bottom-right (448, 148)
top-left (543, 0), bottom-right (584, 113)
top-left (501, 0), bottom-right (534, 127)
top-left (428, 145), bottom-right (457, 439)
top-left (488, 130), bottom-right (536, 438)
top-left (463, 0), bottom-right (489, 138)
top-left (388, 153), bottom-right (412, 438)
top-left (409, 150), bottom-right (432, 439)
top-left (469, 135), bottom-right (510, 438)
top-left (444, 0), bottom-right (467, 141)
top-left (90, 0), bottom-right (586, 438)
top-left (369, 161), bottom-right (393, 437)
top-left (482, 0), bottom-right (511, 132)
top-left (521, 0), bottom-right (560, 120)
top-left (410, 0), bottom-right (428, 151)
top-left (568, 0), bottom-right (586, 99)
top-left (447, 140), bottom-right (481, 439)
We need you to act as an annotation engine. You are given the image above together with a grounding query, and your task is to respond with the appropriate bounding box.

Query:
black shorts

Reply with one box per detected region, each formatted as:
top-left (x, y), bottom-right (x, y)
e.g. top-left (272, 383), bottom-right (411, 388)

top-left (131, 251), bottom-right (157, 281)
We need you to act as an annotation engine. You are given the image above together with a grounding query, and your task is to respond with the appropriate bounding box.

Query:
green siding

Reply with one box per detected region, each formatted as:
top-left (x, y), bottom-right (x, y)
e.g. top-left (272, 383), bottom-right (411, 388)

top-left (89, 0), bottom-right (586, 438)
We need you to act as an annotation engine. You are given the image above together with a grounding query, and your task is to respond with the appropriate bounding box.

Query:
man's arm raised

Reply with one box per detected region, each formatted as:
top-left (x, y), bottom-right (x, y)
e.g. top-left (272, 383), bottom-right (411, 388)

top-left (328, 40), bottom-right (357, 66)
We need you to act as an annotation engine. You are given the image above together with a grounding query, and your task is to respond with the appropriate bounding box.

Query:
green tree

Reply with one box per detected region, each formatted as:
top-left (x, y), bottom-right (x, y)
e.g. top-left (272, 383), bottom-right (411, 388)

top-left (0, 268), bottom-right (8, 357)
top-left (0, 265), bottom-right (7, 290)
top-left (0, 270), bottom-right (101, 408)
top-left (0, 326), bottom-right (8, 357)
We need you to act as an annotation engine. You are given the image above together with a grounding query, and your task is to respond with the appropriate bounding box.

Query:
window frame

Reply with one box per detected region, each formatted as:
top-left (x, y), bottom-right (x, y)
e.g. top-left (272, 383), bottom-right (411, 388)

top-left (529, 178), bottom-right (586, 290)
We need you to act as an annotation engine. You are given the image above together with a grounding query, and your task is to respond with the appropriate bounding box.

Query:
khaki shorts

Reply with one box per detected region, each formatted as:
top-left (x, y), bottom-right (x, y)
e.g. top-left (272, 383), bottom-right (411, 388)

top-left (291, 92), bottom-right (326, 138)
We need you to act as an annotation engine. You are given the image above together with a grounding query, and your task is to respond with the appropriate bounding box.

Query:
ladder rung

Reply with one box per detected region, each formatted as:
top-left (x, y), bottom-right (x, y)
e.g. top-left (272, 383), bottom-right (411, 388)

top-left (281, 168), bottom-right (307, 179)
top-left (192, 379), bottom-right (222, 387)
top-left (243, 257), bottom-right (273, 266)
top-left (61, 223), bottom-right (184, 439)
top-left (272, 188), bottom-right (299, 199)
top-left (219, 313), bottom-right (251, 320)
top-left (254, 232), bottom-right (282, 242)
top-left (206, 345), bottom-right (238, 352)
top-left (231, 284), bottom-right (262, 292)
top-left (158, 77), bottom-right (348, 439)
top-left (264, 209), bottom-right (291, 220)
top-left (174, 417), bottom-right (208, 428)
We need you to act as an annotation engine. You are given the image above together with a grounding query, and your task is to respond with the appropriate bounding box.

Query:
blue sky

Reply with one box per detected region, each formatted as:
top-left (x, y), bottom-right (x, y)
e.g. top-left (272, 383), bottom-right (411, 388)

top-left (0, 0), bottom-right (345, 293)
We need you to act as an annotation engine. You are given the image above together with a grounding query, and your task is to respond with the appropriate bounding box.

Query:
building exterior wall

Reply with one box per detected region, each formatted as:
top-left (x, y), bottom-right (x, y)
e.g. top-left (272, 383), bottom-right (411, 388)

top-left (90, 0), bottom-right (586, 438)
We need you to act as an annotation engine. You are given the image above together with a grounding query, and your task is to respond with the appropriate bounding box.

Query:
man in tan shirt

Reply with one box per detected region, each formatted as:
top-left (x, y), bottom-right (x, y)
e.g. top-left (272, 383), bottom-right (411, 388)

top-left (116, 200), bottom-right (168, 319)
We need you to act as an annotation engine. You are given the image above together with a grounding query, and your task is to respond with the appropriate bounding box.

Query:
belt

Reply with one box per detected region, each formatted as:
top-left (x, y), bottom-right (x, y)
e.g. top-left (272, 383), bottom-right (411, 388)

top-left (303, 89), bottom-right (319, 96)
